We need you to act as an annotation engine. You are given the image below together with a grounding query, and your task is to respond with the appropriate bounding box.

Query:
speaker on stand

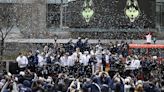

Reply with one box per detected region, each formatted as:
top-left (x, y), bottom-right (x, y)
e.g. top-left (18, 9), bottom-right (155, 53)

top-left (9, 62), bottom-right (19, 74)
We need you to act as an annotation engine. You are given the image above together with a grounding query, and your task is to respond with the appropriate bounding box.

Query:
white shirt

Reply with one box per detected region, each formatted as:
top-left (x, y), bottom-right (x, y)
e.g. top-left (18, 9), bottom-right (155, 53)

top-left (38, 55), bottom-right (46, 67)
top-left (72, 52), bottom-right (83, 62)
top-left (130, 59), bottom-right (141, 70)
top-left (124, 84), bottom-right (131, 92)
top-left (105, 55), bottom-right (109, 63)
top-left (67, 56), bottom-right (75, 66)
top-left (146, 34), bottom-right (152, 43)
top-left (80, 54), bottom-right (91, 66)
top-left (16, 56), bottom-right (28, 68)
top-left (90, 50), bottom-right (96, 56)
top-left (134, 59), bottom-right (141, 69)
top-left (95, 50), bottom-right (102, 64)
top-left (60, 56), bottom-right (69, 66)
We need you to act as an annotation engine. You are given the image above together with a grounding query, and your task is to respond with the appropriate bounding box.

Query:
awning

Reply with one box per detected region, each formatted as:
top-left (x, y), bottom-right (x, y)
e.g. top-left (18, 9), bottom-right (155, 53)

top-left (129, 44), bottom-right (164, 49)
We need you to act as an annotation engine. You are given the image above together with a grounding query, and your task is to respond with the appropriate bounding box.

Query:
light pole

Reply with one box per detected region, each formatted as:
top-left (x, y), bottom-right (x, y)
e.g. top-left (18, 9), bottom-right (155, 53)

top-left (60, 0), bottom-right (63, 29)
top-left (60, 0), bottom-right (76, 30)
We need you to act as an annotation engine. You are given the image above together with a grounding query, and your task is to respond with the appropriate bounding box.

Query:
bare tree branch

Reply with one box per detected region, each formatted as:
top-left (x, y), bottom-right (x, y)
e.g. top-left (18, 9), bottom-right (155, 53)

top-left (0, 4), bottom-right (16, 60)
top-left (4, 25), bottom-right (14, 39)
top-left (0, 28), bottom-right (3, 39)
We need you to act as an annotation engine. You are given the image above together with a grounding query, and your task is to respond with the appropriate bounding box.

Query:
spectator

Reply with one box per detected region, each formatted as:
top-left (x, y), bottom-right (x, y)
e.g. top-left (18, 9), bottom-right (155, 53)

top-left (146, 33), bottom-right (152, 44)
top-left (75, 37), bottom-right (83, 51)
top-left (72, 48), bottom-right (83, 63)
top-left (2, 38), bottom-right (163, 92)
top-left (27, 50), bottom-right (35, 72)
top-left (18, 80), bottom-right (32, 92)
top-left (37, 52), bottom-right (46, 67)
top-left (65, 38), bottom-right (75, 55)
top-left (60, 52), bottom-right (70, 66)
top-left (82, 38), bottom-right (90, 52)
top-left (80, 51), bottom-right (90, 66)
top-left (16, 52), bottom-right (28, 71)
top-left (86, 78), bottom-right (101, 92)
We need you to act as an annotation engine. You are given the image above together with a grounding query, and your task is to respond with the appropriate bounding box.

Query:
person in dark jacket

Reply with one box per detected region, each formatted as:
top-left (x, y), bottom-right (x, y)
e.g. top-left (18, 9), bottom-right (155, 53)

top-left (65, 38), bottom-right (75, 55)
top-left (82, 38), bottom-right (90, 52)
top-left (27, 50), bottom-right (35, 72)
top-left (86, 78), bottom-right (101, 92)
top-left (102, 54), bottom-right (106, 71)
top-left (75, 37), bottom-right (83, 51)
top-left (19, 80), bottom-right (32, 92)
top-left (143, 82), bottom-right (160, 92)
top-left (96, 72), bottom-right (112, 92)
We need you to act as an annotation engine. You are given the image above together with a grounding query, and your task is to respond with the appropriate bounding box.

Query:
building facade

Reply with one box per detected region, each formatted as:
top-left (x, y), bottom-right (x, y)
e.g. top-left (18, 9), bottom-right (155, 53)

top-left (0, 0), bottom-right (163, 38)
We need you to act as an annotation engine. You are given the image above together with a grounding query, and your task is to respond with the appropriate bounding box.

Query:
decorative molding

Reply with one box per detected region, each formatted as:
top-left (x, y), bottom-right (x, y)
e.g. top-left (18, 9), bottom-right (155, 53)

top-left (0, 0), bottom-right (68, 3)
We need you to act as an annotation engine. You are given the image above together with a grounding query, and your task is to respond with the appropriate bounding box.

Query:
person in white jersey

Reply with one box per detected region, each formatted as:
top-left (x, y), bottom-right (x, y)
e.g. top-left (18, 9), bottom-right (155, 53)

top-left (146, 33), bottom-right (152, 44)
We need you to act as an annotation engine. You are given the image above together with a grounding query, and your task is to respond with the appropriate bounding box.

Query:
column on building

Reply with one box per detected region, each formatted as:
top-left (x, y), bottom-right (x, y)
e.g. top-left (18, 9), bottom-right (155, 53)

top-left (31, 0), bottom-right (47, 38)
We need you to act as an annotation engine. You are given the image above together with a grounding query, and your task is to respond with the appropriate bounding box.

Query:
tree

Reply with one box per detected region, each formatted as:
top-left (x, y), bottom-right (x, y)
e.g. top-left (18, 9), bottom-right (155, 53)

top-left (0, 4), bottom-right (16, 60)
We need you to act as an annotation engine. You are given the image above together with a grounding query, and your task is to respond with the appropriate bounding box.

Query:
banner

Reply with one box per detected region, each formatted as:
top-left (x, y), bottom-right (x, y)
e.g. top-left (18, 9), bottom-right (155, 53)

top-left (67, 0), bottom-right (155, 29)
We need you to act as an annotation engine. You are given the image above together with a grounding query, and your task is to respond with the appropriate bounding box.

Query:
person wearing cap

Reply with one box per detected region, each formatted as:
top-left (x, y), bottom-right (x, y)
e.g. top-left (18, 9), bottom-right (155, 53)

top-left (16, 52), bottom-right (28, 71)
top-left (133, 80), bottom-right (143, 92)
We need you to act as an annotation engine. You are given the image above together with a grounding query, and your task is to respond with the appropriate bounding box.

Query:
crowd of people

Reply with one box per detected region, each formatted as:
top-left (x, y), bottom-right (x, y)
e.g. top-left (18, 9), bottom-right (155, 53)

top-left (70, 31), bottom-right (158, 40)
top-left (0, 37), bottom-right (164, 92)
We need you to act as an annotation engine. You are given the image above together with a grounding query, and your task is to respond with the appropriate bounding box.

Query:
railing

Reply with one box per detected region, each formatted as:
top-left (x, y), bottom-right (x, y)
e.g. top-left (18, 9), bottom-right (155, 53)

top-left (4, 39), bottom-right (164, 44)
top-left (49, 28), bottom-right (158, 32)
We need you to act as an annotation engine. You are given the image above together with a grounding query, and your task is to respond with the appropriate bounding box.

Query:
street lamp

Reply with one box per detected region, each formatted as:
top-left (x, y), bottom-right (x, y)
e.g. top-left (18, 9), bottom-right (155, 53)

top-left (60, 0), bottom-right (63, 29)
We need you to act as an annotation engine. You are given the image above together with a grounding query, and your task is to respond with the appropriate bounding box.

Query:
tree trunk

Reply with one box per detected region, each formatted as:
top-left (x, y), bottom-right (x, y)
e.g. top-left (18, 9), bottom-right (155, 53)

top-left (0, 39), bottom-right (4, 61)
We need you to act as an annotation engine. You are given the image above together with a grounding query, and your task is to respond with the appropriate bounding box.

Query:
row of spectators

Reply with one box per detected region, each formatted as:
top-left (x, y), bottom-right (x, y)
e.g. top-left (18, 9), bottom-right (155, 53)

top-left (0, 37), bottom-right (164, 92)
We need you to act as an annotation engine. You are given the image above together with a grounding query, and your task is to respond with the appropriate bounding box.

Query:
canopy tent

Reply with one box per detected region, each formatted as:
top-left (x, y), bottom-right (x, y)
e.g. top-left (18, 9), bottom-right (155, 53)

top-left (129, 44), bottom-right (164, 62)
top-left (129, 44), bottom-right (164, 49)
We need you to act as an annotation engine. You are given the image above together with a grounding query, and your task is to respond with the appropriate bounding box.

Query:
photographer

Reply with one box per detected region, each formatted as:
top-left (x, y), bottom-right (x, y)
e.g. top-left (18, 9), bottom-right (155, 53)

top-left (85, 78), bottom-right (101, 92)
top-left (96, 72), bottom-right (112, 92)
top-left (1, 73), bottom-right (20, 92)
top-left (111, 73), bottom-right (124, 92)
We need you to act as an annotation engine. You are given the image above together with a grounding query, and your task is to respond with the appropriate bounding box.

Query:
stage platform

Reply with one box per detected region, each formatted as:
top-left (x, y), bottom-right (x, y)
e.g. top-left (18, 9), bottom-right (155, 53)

top-left (4, 39), bottom-right (164, 44)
